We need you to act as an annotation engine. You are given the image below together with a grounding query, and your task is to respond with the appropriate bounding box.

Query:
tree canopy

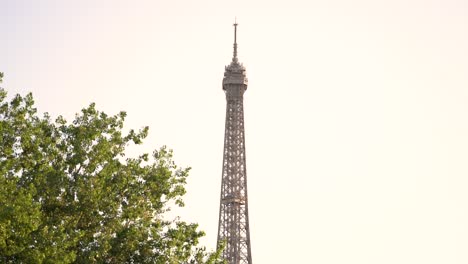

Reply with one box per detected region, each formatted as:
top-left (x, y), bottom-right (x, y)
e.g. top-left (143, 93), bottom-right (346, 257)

top-left (0, 75), bottom-right (223, 263)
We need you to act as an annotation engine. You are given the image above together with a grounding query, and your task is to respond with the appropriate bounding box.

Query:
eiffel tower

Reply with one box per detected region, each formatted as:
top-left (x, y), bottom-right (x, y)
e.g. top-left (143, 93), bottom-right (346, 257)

top-left (216, 22), bottom-right (252, 264)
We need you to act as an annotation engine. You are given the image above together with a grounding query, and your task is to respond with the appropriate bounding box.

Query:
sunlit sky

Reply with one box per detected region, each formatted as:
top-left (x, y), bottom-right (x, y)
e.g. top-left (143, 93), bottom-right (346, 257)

top-left (2, 0), bottom-right (468, 263)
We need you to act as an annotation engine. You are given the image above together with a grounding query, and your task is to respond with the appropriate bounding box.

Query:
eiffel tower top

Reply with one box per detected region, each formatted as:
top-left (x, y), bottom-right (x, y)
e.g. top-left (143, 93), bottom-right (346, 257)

top-left (224, 19), bottom-right (248, 88)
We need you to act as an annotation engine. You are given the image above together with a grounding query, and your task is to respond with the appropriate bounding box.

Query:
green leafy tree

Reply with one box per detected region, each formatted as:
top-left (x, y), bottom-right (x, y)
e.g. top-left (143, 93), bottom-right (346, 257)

top-left (0, 75), bottom-right (224, 263)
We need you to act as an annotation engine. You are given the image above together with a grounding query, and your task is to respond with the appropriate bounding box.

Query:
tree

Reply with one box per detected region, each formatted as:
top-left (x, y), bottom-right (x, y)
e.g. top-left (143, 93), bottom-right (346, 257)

top-left (0, 76), bottom-right (224, 263)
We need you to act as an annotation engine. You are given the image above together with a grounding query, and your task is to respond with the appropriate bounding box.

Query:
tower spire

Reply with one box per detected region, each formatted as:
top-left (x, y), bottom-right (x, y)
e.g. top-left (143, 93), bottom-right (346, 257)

top-left (233, 18), bottom-right (238, 62)
top-left (218, 21), bottom-right (251, 264)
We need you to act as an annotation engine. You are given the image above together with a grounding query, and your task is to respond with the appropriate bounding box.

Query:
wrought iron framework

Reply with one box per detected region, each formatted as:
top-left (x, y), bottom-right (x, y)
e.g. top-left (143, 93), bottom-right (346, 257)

top-left (216, 22), bottom-right (252, 264)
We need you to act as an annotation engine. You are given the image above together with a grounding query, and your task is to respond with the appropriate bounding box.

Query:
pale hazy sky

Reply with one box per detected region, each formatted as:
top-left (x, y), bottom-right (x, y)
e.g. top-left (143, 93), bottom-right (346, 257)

top-left (2, 0), bottom-right (468, 263)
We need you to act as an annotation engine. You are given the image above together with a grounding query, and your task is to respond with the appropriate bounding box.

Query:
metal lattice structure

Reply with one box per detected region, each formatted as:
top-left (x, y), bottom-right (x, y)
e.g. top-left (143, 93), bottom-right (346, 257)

top-left (216, 22), bottom-right (252, 264)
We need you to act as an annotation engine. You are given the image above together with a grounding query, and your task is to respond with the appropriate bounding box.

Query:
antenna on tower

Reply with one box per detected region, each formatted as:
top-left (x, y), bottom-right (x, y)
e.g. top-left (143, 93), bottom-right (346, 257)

top-left (233, 18), bottom-right (238, 61)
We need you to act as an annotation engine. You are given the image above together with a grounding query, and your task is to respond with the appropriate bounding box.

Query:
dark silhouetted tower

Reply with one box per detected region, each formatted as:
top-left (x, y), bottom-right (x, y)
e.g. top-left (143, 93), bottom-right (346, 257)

top-left (216, 22), bottom-right (252, 264)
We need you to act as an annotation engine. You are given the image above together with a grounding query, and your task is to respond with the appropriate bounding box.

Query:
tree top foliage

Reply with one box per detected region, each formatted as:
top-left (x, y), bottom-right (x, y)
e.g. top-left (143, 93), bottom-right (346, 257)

top-left (0, 77), bottom-right (224, 263)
